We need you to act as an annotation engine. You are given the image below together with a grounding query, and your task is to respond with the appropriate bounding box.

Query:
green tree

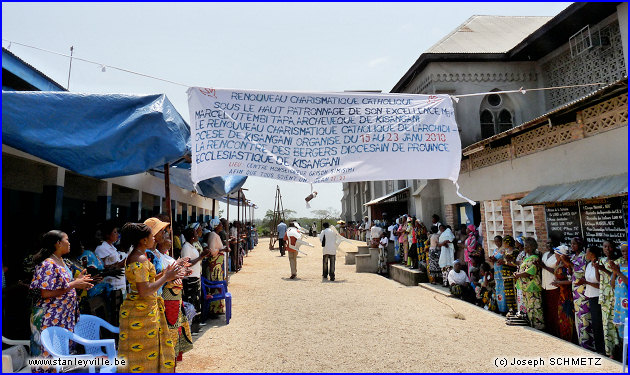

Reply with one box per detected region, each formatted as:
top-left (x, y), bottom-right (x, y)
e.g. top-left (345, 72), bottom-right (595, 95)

top-left (311, 207), bottom-right (340, 220)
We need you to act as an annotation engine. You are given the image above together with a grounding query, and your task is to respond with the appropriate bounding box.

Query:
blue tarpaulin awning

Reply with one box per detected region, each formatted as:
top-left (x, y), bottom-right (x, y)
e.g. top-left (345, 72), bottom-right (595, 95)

top-left (150, 166), bottom-right (248, 203)
top-left (2, 91), bottom-right (190, 179)
top-left (2, 90), bottom-right (251, 204)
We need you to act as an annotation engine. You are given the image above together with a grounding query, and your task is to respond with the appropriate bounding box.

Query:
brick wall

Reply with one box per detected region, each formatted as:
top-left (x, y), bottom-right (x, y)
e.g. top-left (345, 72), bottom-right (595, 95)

top-left (533, 205), bottom-right (549, 252)
top-left (444, 204), bottom-right (456, 229)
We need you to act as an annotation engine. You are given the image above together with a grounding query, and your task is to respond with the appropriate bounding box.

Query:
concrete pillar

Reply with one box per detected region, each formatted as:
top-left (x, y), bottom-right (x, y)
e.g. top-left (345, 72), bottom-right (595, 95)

top-left (182, 203), bottom-right (188, 225)
top-left (97, 181), bottom-right (113, 221)
top-left (172, 199), bottom-right (179, 223)
top-left (42, 167), bottom-right (65, 228)
top-left (130, 190), bottom-right (142, 221)
top-left (153, 195), bottom-right (162, 216)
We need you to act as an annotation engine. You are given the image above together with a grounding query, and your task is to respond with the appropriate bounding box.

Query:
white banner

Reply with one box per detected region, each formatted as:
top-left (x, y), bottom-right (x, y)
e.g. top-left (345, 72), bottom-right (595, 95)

top-left (187, 88), bottom-right (462, 187)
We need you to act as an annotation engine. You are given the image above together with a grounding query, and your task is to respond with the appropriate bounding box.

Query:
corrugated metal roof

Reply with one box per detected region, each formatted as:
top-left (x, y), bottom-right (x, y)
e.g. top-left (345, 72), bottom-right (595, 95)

top-left (427, 15), bottom-right (552, 54)
top-left (2, 48), bottom-right (66, 91)
top-left (518, 174), bottom-right (628, 205)
top-left (365, 187), bottom-right (410, 206)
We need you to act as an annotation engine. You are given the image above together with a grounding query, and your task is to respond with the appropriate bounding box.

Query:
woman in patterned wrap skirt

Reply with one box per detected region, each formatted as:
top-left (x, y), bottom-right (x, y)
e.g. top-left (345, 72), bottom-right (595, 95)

top-left (118, 223), bottom-right (187, 373)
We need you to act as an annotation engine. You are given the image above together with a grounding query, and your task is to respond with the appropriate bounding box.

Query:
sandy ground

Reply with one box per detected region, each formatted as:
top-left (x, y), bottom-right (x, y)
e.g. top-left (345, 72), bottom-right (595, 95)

top-left (178, 236), bottom-right (622, 373)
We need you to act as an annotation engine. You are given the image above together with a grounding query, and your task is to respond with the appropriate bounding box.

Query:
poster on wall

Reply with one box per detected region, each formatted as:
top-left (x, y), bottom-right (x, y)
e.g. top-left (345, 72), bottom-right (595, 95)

top-left (581, 196), bottom-right (628, 247)
top-left (187, 88), bottom-right (462, 186)
top-left (544, 202), bottom-right (582, 240)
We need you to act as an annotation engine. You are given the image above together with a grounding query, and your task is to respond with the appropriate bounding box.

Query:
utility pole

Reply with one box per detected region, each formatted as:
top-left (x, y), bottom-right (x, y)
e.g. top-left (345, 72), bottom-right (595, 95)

top-left (67, 46), bottom-right (74, 90)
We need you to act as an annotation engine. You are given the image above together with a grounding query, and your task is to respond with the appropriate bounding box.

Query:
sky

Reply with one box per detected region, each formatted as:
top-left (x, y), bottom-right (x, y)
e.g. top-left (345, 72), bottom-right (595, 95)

top-left (2, 2), bottom-right (572, 219)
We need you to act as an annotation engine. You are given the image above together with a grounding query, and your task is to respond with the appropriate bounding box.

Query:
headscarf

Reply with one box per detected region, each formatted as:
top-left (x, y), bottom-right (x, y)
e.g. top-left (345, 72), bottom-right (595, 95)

top-left (554, 245), bottom-right (570, 256)
top-left (210, 218), bottom-right (221, 230)
top-left (465, 225), bottom-right (478, 263)
top-left (502, 235), bottom-right (515, 248)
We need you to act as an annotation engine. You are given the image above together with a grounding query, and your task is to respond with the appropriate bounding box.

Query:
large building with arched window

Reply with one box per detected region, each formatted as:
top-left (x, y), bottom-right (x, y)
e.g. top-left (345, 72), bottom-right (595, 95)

top-left (341, 2), bottom-right (628, 250)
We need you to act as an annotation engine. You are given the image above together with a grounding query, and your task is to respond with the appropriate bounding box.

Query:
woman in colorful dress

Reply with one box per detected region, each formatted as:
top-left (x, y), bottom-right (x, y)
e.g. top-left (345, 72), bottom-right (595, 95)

top-left (29, 230), bottom-right (94, 372)
top-left (203, 219), bottom-right (229, 317)
top-left (565, 237), bottom-right (595, 350)
top-left (416, 221), bottom-right (428, 271)
top-left (464, 224), bottom-right (478, 277)
top-left (610, 241), bottom-right (628, 342)
top-left (513, 237), bottom-right (528, 316)
top-left (513, 237), bottom-right (544, 330)
top-left (397, 216), bottom-right (408, 265)
top-left (118, 223), bottom-right (187, 373)
top-left (594, 240), bottom-right (620, 357)
top-left (550, 245), bottom-right (575, 342)
top-left (428, 226), bottom-right (441, 284)
top-left (156, 229), bottom-right (194, 365)
top-left (499, 235), bottom-right (518, 314)
top-left (489, 235), bottom-right (510, 314)
top-left (144, 217), bottom-right (192, 366)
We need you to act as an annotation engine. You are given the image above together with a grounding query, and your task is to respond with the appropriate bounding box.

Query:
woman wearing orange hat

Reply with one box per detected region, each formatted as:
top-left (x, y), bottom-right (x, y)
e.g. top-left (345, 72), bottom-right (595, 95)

top-left (144, 217), bottom-right (194, 365)
top-left (117, 223), bottom-right (187, 372)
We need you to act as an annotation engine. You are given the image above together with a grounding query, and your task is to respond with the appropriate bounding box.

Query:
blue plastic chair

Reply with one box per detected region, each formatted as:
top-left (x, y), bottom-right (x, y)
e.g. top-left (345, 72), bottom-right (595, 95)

top-left (75, 314), bottom-right (119, 357)
top-left (623, 317), bottom-right (627, 373)
top-left (200, 276), bottom-right (232, 324)
top-left (40, 326), bottom-right (116, 373)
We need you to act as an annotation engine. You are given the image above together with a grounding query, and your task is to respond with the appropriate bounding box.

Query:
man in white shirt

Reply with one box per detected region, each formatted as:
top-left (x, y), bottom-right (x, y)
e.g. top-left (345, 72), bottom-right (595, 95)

top-left (448, 260), bottom-right (474, 301)
top-left (370, 222), bottom-right (383, 248)
top-left (95, 222), bottom-right (127, 294)
top-left (180, 227), bottom-right (210, 334)
top-left (284, 223), bottom-right (301, 279)
top-left (318, 222), bottom-right (338, 281)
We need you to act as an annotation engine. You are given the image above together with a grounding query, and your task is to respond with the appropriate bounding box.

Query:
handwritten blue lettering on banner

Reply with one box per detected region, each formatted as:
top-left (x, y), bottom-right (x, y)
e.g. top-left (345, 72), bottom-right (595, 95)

top-left (188, 88), bottom-right (462, 185)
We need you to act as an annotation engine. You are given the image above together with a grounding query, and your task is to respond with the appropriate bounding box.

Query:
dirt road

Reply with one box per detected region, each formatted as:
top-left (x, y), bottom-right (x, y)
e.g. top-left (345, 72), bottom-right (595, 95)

top-left (178, 236), bottom-right (621, 372)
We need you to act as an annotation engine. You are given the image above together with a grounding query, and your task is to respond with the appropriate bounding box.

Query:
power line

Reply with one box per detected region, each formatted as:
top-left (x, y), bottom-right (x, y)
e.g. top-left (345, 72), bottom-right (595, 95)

top-left (2, 39), bottom-right (192, 88)
top-left (2, 39), bottom-right (614, 97)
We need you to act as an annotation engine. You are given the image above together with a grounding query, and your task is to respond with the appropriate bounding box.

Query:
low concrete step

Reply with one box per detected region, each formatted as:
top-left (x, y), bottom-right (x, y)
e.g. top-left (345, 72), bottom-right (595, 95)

top-left (357, 246), bottom-right (370, 255)
top-left (369, 248), bottom-right (380, 270)
top-left (388, 264), bottom-right (429, 286)
top-left (418, 282), bottom-right (451, 297)
top-left (345, 251), bottom-right (359, 265)
top-left (355, 254), bottom-right (375, 273)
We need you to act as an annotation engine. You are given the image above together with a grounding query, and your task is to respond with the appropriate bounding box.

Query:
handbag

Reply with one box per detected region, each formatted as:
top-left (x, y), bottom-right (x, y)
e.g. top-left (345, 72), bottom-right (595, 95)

top-left (321, 234), bottom-right (326, 247)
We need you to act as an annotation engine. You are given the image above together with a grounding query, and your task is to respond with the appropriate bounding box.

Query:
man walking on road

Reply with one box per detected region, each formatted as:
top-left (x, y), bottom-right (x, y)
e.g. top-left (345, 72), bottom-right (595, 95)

top-left (284, 222), bottom-right (300, 279)
top-left (319, 222), bottom-right (338, 281)
top-left (277, 220), bottom-right (287, 256)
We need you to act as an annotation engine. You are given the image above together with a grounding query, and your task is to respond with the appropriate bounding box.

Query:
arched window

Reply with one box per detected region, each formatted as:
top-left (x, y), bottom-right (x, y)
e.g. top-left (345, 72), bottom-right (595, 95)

top-left (479, 91), bottom-right (516, 140)
top-left (498, 109), bottom-right (513, 133)
top-left (480, 110), bottom-right (495, 139)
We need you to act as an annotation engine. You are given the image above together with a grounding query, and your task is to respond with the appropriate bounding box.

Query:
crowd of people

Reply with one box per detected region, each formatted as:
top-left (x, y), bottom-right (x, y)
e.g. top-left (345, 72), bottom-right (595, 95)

top-left (345, 214), bottom-right (628, 361)
top-left (4, 215), bottom-right (258, 372)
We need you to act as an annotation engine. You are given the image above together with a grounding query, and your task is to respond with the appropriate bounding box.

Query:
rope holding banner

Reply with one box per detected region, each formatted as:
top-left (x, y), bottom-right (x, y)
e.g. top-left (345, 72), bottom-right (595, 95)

top-left (453, 180), bottom-right (476, 206)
